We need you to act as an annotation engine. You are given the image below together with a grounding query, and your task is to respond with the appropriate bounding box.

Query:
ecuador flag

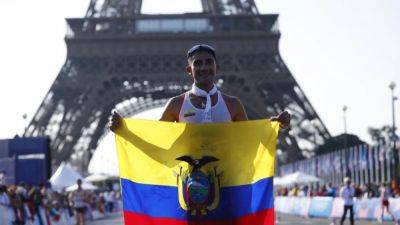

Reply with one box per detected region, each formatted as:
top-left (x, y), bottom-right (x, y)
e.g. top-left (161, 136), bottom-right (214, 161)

top-left (115, 119), bottom-right (279, 225)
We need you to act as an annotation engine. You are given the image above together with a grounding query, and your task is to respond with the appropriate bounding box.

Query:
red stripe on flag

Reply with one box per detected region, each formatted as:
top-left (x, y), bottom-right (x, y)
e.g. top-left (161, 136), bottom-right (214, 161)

top-left (123, 208), bottom-right (274, 225)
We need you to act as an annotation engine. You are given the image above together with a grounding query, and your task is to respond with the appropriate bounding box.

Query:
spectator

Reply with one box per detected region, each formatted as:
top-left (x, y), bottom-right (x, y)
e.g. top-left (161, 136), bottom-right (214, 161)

top-left (9, 185), bottom-right (25, 225)
top-left (354, 184), bottom-right (363, 198)
top-left (104, 190), bottom-right (115, 213)
top-left (391, 180), bottom-right (400, 197)
top-left (28, 184), bottom-right (46, 225)
top-left (365, 183), bottom-right (375, 198)
top-left (289, 184), bottom-right (299, 196)
top-left (326, 183), bottom-right (336, 197)
top-left (301, 185), bottom-right (309, 197)
top-left (0, 185), bottom-right (14, 225)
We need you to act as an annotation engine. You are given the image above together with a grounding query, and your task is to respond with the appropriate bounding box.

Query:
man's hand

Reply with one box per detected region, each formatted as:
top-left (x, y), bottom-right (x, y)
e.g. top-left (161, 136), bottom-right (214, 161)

top-left (270, 110), bottom-right (291, 129)
top-left (108, 110), bottom-right (121, 132)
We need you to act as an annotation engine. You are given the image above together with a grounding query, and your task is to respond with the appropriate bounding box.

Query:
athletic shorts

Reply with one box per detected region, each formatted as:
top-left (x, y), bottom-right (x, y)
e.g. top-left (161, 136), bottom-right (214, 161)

top-left (382, 199), bottom-right (389, 207)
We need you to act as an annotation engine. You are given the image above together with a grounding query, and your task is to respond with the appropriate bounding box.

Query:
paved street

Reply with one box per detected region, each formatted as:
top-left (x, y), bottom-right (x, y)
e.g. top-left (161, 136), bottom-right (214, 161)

top-left (87, 212), bottom-right (124, 225)
top-left (87, 212), bottom-right (398, 225)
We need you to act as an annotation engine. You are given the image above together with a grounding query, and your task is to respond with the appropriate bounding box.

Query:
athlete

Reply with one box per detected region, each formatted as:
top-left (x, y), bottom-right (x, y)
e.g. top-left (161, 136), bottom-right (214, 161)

top-left (378, 183), bottom-right (397, 224)
top-left (69, 179), bottom-right (88, 225)
top-left (109, 44), bottom-right (290, 129)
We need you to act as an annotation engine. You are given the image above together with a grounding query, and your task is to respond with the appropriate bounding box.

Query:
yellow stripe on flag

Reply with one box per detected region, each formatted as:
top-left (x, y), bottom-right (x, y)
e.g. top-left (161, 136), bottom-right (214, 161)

top-left (115, 119), bottom-right (279, 187)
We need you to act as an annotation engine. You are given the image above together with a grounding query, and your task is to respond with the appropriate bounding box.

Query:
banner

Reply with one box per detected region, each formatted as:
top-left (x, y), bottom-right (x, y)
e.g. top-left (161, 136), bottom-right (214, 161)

top-left (368, 146), bottom-right (374, 181)
top-left (0, 139), bottom-right (9, 158)
top-left (353, 147), bottom-right (358, 171)
top-left (276, 197), bottom-right (400, 221)
top-left (374, 147), bottom-right (380, 182)
top-left (0, 156), bottom-right (15, 185)
top-left (360, 146), bottom-right (367, 170)
top-left (115, 119), bottom-right (279, 225)
top-left (308, 197), bottom-right (334, 218)
top-left (348, 147), bottom-right (353, 172)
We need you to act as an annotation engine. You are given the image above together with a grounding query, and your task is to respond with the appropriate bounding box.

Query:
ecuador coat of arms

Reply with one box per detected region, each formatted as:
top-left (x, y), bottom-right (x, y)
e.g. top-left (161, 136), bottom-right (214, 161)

top-left (175, 155), bottom-right (221, 216)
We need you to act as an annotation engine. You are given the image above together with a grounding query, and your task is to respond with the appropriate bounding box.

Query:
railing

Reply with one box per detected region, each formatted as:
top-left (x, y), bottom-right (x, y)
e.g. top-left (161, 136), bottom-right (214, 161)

top-left (65, 14), bottom-right (279, 39)
top-left (275, 196), bottom-right (400, 221)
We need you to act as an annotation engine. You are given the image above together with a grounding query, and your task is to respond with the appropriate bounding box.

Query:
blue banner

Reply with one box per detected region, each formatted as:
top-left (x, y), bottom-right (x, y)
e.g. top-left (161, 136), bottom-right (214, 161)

top-left (308, 197), bottom-right (333, 217)
top-left (276, 197), bottom-right (400, 221)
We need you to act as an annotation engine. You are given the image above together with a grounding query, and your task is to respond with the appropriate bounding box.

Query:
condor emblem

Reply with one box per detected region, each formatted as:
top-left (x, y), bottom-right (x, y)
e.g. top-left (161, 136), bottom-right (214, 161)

top-left (175, 155), bottom-right (221, 216)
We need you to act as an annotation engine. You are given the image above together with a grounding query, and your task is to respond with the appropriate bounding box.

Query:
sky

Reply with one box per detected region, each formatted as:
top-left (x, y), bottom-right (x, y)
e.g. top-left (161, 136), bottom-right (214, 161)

top-left (0, 0), bottom-right (399, 158)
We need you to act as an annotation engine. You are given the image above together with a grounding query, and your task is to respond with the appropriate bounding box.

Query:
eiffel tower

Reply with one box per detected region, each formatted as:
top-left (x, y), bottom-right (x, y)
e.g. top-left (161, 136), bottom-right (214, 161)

top-left (25, 0), bottom-right (331, 169)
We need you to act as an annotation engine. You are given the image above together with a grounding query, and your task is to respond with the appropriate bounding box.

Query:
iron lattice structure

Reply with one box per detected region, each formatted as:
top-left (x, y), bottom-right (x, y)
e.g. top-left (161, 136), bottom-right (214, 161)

top-left (25, 0), bottom-right (331, 169)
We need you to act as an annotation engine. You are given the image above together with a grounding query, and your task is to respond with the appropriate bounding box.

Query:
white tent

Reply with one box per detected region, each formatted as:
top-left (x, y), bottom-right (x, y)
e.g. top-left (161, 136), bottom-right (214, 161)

top-left (273, 177), bottom-right (285, 186)
top-left (276, 172), bottom-right (321, 186)
top-left (84, 173), bottom-right (109, 182)
top-left (49, 162), bottom-right (83, 190)
top-left (66, 182), bottom-right (98, 192)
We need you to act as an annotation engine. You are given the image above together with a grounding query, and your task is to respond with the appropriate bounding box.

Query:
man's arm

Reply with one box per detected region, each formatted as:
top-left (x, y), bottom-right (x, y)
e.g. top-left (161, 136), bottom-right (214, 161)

top-left (222, 94), bottom-right (291, 126)
top-left (222, 94), bottom-right (248, 121)
top-left (159, 95), bottom-right (184, 122)
top-left (68, 192), bottom-right (73, 206)
top-left (231, 98), bottom-right (248, 121)
top-left (108, 95), bottom-right (184, 132)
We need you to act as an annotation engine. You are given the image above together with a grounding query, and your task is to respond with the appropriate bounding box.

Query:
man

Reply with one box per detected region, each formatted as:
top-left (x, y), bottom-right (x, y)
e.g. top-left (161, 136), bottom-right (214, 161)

top-left (379, 182), bottom-right (397, 224)
top-left (326, 183), bottom-right (336, 197)
top-left (289, 184), bottom-right (299, 196)
top-left (109, 44), bottom-right (290, 128)
top-left (0, 185), bottom-right (13, 225)
top-left (104, 189), bottom-right (114, 214)
top-left (28, 183), bottom-right (46, 225)
top-left (69, 179), bottom-right (87, 225)
top-left (340, 177), bottom-right (355, 225)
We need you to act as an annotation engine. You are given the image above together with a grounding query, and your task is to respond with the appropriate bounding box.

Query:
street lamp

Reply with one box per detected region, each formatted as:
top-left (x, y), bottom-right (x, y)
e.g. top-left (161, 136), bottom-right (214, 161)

top-left (342, 105), bottom-right (350, 177)
top-left (342, 105), bottom-right (348, 134)
top-left (389, 81), bottom-right (399, 182)
top-left (22, 113), bottom-right (27, 137)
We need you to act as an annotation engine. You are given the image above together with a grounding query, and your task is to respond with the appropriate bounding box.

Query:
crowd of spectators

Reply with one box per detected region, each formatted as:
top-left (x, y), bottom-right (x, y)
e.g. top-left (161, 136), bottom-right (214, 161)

top-left (276, 180), bottom-right (400, 198)
top-left (0, 181), bottom-right (120, 225)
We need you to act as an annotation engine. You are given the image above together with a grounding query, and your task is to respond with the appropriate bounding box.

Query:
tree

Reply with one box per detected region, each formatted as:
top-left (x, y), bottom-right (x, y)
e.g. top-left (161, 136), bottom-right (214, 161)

top-left (315, 133), bottom-right (366, 156)
top-left (368, 125), bottom-right (396, 147)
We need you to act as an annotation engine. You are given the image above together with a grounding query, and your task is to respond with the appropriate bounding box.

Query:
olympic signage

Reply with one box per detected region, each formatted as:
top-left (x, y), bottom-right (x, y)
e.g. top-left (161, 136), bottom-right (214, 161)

top-left (275, 197), bottom-right (400, 221)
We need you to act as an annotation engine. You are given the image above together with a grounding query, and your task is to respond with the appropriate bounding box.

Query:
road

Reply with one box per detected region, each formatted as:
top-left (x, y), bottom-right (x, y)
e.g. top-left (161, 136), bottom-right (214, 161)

top-left (87, 212), bottom-right (397, 225)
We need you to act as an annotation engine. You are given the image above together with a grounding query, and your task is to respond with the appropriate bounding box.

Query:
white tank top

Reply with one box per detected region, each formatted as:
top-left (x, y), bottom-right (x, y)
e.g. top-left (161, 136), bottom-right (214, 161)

top-left (179, 91), bottom-right (232, 123)
top-left (72, 189), bottom-right (86, 208)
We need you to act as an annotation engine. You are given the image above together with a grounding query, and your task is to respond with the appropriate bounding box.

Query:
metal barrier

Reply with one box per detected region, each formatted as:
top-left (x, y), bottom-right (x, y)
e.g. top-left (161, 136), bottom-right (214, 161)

top-left (275, 196), bottom-right (400, 221)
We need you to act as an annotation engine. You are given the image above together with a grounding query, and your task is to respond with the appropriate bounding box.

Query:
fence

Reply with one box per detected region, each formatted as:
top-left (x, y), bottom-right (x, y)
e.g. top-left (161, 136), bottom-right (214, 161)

top-left (275, 196), bottom-right (400, 221)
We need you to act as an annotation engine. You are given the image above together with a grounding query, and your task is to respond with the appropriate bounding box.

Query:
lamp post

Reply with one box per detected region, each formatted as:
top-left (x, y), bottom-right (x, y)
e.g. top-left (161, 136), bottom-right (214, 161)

top-left (343, 105), bottom-right (350, 177)
top-left (343, 105), bottom-right (348, 151)
top-left (343, 105), bottom-right (348, 135)
top-left (389, 81), bottom-right (399, 182)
